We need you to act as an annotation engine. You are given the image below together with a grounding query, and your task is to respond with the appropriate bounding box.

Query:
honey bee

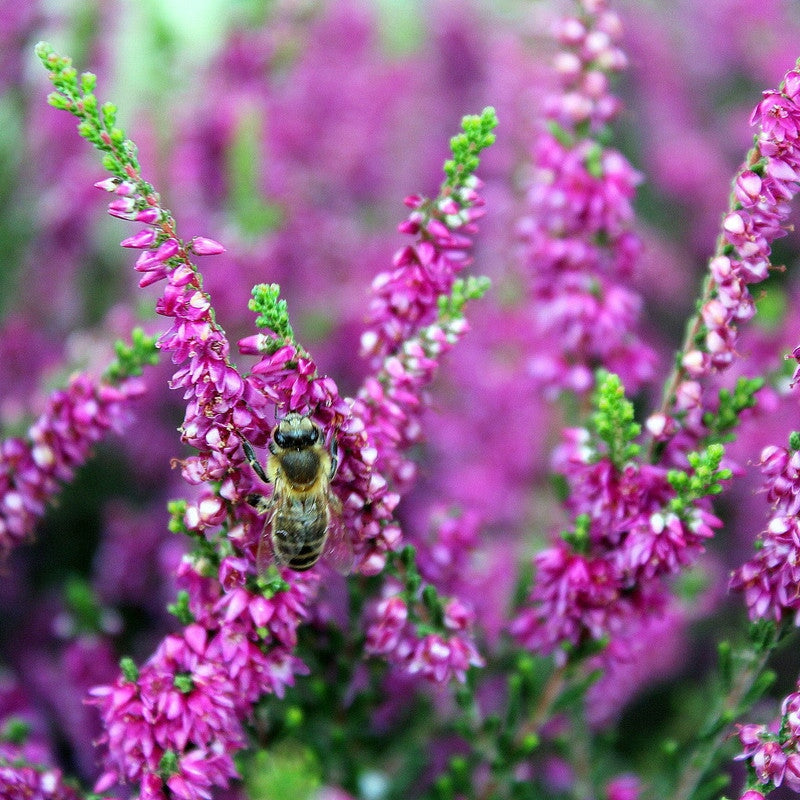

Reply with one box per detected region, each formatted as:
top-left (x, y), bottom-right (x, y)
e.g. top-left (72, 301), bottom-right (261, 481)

top-left (241, 413), bottom-right (350, 573)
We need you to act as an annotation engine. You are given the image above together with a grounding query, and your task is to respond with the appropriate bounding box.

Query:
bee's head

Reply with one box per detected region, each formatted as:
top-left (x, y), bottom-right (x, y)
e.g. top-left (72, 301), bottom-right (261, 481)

top-left (272, 412), bottom-right (321, 450)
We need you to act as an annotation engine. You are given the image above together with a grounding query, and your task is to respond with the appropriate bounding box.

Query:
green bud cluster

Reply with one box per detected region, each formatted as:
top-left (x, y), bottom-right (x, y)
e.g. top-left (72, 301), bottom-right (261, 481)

top-left (437, 275), bottom-right (492, 323)
top-left (702, 376), bottom-right (764, 443)
top-left (667, 443), bottom-right (731, 515)
top-left (36, 43), bottom-right (145, 186)
top-left (590, 371), bottom-right (641, 468)
top-left (249, 283), bottom-right (296, 344)
top-left (442, 106), bottom-right (498, 191)
top-left (103, 327), bottom-right (160, 384)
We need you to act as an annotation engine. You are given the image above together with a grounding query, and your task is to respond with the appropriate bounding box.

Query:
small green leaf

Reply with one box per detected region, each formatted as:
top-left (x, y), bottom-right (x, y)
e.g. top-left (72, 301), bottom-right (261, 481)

top-left (120, 656), bottom-right (139, 682)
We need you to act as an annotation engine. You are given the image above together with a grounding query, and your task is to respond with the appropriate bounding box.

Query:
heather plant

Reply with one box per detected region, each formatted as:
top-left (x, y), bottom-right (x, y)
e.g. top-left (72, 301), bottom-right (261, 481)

top-left (4, 1), bottom-right (800, 800)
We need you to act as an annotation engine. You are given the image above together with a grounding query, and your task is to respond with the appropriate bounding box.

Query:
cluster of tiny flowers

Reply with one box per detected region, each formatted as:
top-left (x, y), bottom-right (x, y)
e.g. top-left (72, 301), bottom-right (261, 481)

top-left (0, 371), bottom-right (144, 556)
top-left (41, 51), bottom-right (499, 796)
top-left (355, 174), bottom-right (489, 496)
top-left (107, 194), bottom-right (271, 473)
top-left (360, 185), bottom-right (485, 365)
top-left (1, 690), bottom-right (84, 800)
top-left (364, 588), bottom-right (483, 683)
top-left (511, 429), bottom-right (719, 659)
top-left (682, 69), bottom-right (800, 380)
top-left (519, 0), bottom-right (653, 396)
top-left (356, 314), bottom-right (472, 495)
top-left (730, 443), bottom-right (800, 622)
top-left (90, 565), bottom-right (316, 799)
top-left (0, 761), bottom-right (83, 800)
top-left (734, 676), bottom-right (800, 795)
top-left (88, 181), bottom-right (339, 797)
top-left (651, 66), bottom-right (800, 454)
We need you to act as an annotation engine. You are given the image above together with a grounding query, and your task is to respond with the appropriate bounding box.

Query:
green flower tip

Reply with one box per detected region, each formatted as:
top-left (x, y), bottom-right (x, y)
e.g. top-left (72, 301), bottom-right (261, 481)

top-left (120, 656), bottom-right (139, 682)
top-left (561, 513), bottom-right (591, 553)
top-left (249, 282), bottom-right (295, 341)
top-left (173, 672), bottom-right (194, 694)
top-left (256, 564), bottom-right (290, 598)
top-left (591, 371), bottom-right (641, 466)
top-left (167, 590), bottom-right (194, 624)
top-left (443, 107), bottom-right (498, 188)
top-left (1, 717), bottom-right (31, 745)
top-left (158, 749), bottom-right (180, 778)
top-left (789, 430), bottom-right (800, 451)
top-left (34, 41), bottom-right (61, 68)
top-left (437, 275), bottom-right (491, 321)
top-left (104, 328), bottom-right (160, 384)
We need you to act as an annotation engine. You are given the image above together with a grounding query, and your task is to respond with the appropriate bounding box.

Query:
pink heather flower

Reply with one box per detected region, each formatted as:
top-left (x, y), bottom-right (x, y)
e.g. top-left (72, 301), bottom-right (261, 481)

top-left (360, 186), bottom-right (485, 364)
top-left (733, 671), bottom-right (800, 796)
top-left (557, 443), bottom-right (718, 578)
top-left (731, 443), bottom-right (800, 622)
top-left (188, 236), bottom-right (225, 255)
top-left (407, 632), bottom-right (483, 684)
top-left (513, 421), bottom-right (720, 658)
top-left (93, 179), bottom-right (271, 493)
top-left (510, 542), bottom-right (622, 657)
top-left (365, 594), bottom-right (410, 655)
top-left (519, 0), bottom-right (654, 397)
top-left (89, 566), bottom-right (316, 796)
top-left (654, 65), bottom-right (800, 447)
top-left (0, 372), bottom-right (144, 556)
top-left (605, 774), bottom-right (642, 800)
top-left (752, 740), bottom-right (787, 787)
top-left (365, 589), bottom-right (483, 683)
top-left (0, 764), bottom-right (84, 800)
top-left (89, 626), bottom-right (244, 792)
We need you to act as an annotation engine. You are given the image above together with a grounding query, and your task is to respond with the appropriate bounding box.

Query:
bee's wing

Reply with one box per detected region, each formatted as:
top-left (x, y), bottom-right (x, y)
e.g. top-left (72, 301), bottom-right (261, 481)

top-left (256, 519), bottom-right (279, 575)
top-left (251, 491), bottom-right (283, 575)
top-left (322, 493), bottom-right (354, 575)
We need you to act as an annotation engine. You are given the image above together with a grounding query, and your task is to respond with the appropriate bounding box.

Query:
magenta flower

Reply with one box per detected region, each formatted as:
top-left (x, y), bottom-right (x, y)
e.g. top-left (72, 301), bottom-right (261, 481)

top-left (519, 0), bottom-right (654, 396)
top-left (364, 587), bottom-right (483, 684)
top-left (361, 188), bottom-right (485, 364)
top-left (0, 764), bottom-right (84, 800)
top-left (0, 372), bottom-right (145, 557)
top-left (730, 442), bottom-right (800, 622)
top-left (89, 565), bottom-right (315, 798)
top-left (654, 64), bottom-right (800, 449)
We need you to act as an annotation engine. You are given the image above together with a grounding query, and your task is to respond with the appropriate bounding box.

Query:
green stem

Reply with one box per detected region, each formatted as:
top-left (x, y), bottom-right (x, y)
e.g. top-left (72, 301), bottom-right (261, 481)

top-left (673, 643), bottom-right (774, 800)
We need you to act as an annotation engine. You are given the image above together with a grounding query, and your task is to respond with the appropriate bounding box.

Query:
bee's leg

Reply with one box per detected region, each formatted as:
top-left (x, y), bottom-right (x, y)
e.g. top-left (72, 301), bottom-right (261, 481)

top-left (241, 437), bottom-right (270, 485)
top-left (247, 493), bottom-right (271, 514)
top-left (329, 436), bottom-right (339, 480)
